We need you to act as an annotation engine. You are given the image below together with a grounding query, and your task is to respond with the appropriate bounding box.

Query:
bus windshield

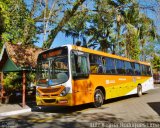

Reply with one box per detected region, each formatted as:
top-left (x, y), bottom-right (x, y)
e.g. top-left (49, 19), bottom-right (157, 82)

top-left (37, 47), bottom-right (69, 86)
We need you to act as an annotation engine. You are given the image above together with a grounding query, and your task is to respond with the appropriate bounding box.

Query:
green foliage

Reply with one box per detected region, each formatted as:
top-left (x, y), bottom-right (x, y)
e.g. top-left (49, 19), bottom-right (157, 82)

top-left (63, 9), bottom-right (88, 45)
top-left (63, 0), bottom-right (158, 61)
top-left (4, 72), bottom-right (36, 91)
top-left (151, 54), bottom-right (160, 68)
top-left (0, 1), bottom-right (5, 45)
top-left (4, 72), bottom-right (21, 91)
top-left (125, 23), bottom-right (140, 60)
top-left (0, 0), bottom-right (37, 45)
top-left (0, 0), bottom-right (158, 62)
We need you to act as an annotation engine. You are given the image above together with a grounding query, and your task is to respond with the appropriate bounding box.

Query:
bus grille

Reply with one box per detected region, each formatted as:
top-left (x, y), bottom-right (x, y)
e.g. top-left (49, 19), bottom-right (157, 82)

top-left (39, 88), bottom-right (61, 93)
top-left (43, 99), bottom-right (56, 103)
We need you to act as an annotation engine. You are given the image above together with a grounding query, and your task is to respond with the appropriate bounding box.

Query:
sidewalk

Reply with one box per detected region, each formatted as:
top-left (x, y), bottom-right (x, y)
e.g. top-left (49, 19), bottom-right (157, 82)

top-left (154, 84), bottom-right (160, 88)
top-left (0, 103), bottom-right (31, 117)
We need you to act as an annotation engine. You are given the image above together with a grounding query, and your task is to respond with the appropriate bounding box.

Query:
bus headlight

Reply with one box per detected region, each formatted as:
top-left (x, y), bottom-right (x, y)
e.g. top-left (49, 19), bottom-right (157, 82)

top-left (60, 87), bottom-right (70, 96)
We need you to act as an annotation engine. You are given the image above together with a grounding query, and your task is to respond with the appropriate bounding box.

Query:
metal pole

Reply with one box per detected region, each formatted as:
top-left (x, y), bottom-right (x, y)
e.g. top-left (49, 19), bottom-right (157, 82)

top-left (22, 70), bottom-right (26, 108)
top-left (1, 72), bottom-right (4, 97)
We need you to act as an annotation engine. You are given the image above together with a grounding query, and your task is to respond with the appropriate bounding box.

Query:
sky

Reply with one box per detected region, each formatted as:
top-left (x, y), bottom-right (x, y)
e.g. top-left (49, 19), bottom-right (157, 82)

top-left (34, 32), bottom-right (73, 48)
top-left (138, 0), bottom-right (160, 34)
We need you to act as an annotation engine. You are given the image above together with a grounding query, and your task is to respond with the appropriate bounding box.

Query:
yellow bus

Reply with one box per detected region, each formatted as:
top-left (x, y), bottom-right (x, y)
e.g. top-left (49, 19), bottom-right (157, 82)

top-left (36, 45), bottom-right (154, 107)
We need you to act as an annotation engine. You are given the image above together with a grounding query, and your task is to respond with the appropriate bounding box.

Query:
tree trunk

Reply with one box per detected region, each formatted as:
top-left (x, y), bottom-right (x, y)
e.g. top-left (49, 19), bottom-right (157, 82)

top-left (43, 0), bottom-right (86, 48)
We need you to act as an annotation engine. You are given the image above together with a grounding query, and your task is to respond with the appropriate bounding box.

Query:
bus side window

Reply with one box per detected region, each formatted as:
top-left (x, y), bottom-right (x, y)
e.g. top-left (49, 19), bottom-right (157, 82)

top-left (146, 66), bottom-right (152, 76)
top-left (89, 54), bottom-right (106, 74)
top-left (71, 52), bottom-right (77, 75)
top-left (74, 55), bottom-right (81, 73)
top-left (134, 63), bottom-right (141, 76)
top-left (140, 64), bottom-right (147, 76)
top-left (79, 56), bottom-right (88, 74)
top-left (131, 62), bottom-right (135, 75)
top-left (125, 61), bottom-right (134, 75)
top-left (75, 55), bottom-right (88, 74)
top-left (145, 65), bottom-right (148, 75)
top-left (106, 58), bottom-right (116, 74)
top-left (115, 59), bottom-right (125, 75)
top-left (97, 57), bottom-right (106, 74)
top-left (89, 54), bottom-right (99, 74)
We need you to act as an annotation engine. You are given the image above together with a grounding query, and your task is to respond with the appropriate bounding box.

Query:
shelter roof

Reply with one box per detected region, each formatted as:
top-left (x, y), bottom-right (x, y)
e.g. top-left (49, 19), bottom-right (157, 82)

top-left (0, 42), bottom-right (44, 72)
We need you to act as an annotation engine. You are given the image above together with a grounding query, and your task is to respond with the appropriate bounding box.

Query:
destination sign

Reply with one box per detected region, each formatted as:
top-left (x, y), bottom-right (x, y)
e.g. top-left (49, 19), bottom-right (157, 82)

top-left (42, 50), bottom-right (62, 59)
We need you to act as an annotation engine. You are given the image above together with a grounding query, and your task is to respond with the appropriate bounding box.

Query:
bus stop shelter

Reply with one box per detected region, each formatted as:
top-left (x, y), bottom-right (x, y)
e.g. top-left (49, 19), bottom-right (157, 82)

top-left (0, 42), bottom-right (43, 107)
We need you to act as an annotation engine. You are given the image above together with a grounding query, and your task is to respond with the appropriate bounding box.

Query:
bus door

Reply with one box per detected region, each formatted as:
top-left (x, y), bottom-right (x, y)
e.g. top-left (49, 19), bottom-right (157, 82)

top-left (71, 51), bottom-right (92, 105)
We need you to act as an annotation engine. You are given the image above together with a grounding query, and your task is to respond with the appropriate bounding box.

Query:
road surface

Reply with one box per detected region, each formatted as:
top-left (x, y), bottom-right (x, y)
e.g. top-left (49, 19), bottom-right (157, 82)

top-left (0, 86), bottom-right (160, 128)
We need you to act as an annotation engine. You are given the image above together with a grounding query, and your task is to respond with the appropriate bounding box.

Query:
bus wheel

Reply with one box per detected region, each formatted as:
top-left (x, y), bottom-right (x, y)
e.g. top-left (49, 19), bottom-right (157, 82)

top-left (93, 89), bottom-right (104, 108)
top-left (137, 85), bottom-right (142, 97)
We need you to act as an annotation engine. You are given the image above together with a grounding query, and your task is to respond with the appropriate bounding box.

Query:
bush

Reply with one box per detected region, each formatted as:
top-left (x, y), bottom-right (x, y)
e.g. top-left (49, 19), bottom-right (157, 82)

top-left (3, 72), bottom-right (36, 95)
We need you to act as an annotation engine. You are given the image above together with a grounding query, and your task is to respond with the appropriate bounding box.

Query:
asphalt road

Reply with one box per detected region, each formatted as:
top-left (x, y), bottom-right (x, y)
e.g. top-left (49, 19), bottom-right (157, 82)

top-left (0, 85), bottom-right (160, 128)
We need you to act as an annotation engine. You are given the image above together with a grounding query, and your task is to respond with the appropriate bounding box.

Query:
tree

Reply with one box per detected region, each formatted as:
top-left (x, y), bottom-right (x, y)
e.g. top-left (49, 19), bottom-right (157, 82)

top-left (138, 14), bottom-right (157, 61)
top-left (42, 0), bottom-right (86, 48)
top-left (62, 8), bottom-right (88, 45)
top-left (144, 41), bottom-right (160, 60)
top-left (0, 0), bottom-right (87, 48)
top-left (80, 0), bottom-right (116, 52)
top-left (0, 7), bottom-right (5, 48)
top-left (0, 0), bottom-right (36, 45)
top-left (0, 0), bottom-right (158, 60)
top-left (151, 54), bottom-right (160, 68)
top-left (125, 24), bottom-right (140, 60)
top-left (61, 0), bottom-right (158, 61)
top-left (112, 0), bottom-right (157, 60)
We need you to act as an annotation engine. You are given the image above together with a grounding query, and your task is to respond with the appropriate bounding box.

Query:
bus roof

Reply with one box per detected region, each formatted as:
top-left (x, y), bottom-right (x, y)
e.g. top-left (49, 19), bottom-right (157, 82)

top-left (39, 44), bottom-right (151, 66)
top-left (70, 45), bottom-right (151, 66)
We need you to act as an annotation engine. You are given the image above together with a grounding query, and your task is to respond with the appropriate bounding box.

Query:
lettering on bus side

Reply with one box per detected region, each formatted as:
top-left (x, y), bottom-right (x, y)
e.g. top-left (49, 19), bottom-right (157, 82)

top-left (118, 78), bottom-right (126, 81)
top-left (106, 80), bottom-right (116, 84)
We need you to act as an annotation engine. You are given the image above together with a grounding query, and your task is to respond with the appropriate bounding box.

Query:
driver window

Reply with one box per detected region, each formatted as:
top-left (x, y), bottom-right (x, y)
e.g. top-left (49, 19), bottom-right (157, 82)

top-left (71, 51), bottom-right (89, 78)
top-left (75, 55), bottom-right (88, 74)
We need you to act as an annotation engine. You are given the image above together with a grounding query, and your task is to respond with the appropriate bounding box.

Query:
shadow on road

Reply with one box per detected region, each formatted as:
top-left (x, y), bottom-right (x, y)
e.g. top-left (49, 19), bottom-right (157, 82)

top-left (148, 102), bottom-right (160, 116)
top-left (1, 92), bottom-right (158, 128)
top-left (26, 93), bottom-right (148, 114)
top-left (1, 103), bottom-right (123, 128)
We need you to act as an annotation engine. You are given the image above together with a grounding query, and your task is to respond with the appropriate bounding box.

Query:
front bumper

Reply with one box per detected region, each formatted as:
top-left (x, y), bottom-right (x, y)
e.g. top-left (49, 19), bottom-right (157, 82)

top-left (36, 93), bottom-right (73, 106)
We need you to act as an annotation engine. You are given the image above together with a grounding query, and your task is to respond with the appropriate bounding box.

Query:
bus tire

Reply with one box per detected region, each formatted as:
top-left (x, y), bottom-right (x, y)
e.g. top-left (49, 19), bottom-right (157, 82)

top-left (137, 85), bottom-right (142, 97)
top-left (93, 89), bottom-right (104, 108)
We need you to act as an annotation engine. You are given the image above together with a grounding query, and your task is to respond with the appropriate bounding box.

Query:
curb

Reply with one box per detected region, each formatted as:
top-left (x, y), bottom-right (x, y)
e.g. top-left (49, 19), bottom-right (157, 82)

top-left (0, 108), bottom-right (31, 117)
